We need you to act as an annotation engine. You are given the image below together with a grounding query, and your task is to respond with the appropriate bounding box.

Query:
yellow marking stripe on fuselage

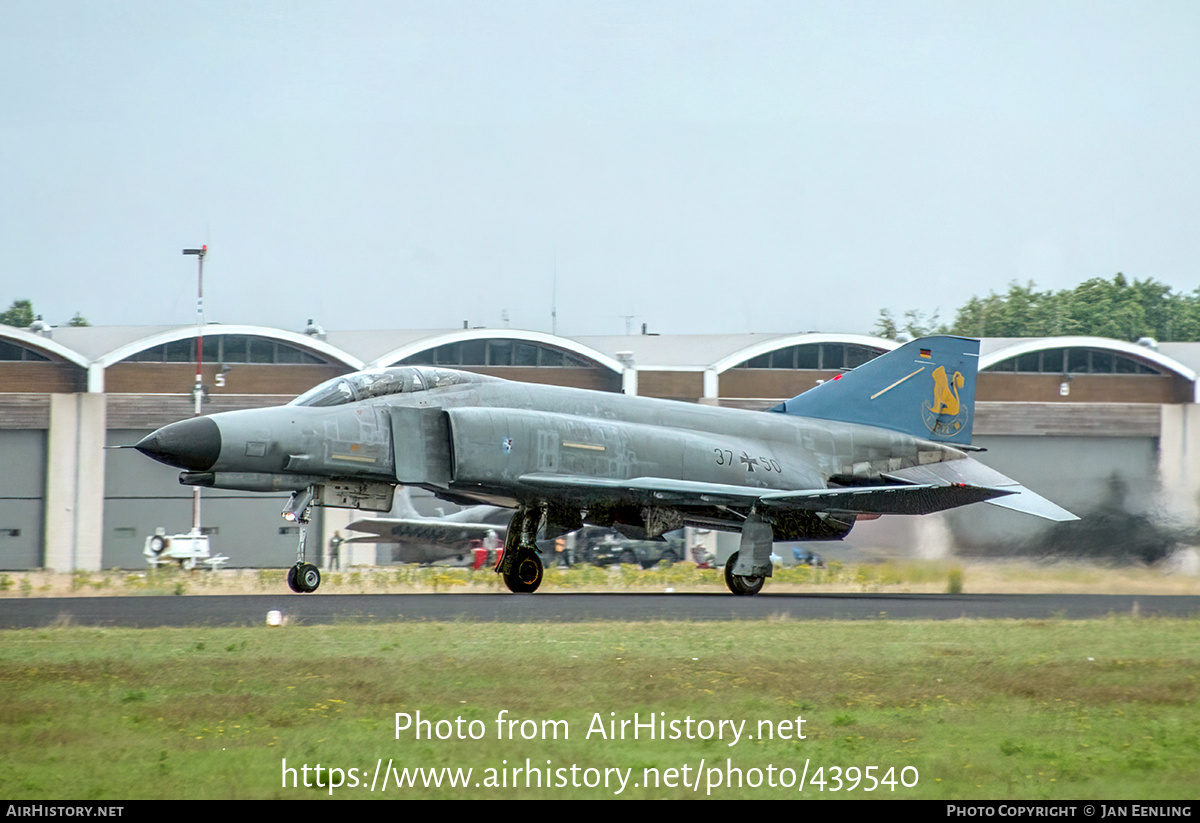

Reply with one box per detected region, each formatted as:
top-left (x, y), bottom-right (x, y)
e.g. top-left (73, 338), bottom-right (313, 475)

top-left (562, 442), bottom-right (606, 452)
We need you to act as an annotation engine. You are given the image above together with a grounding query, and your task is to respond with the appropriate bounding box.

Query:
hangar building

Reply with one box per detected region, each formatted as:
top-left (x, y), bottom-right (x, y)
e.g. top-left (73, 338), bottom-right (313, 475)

top-left (2, 323), bottom-right (1197, 570)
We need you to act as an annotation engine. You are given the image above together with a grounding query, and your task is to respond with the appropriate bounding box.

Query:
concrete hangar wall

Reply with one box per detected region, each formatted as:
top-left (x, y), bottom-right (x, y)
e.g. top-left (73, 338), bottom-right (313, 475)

top-left (1, 324), bottom-right (1198, 571)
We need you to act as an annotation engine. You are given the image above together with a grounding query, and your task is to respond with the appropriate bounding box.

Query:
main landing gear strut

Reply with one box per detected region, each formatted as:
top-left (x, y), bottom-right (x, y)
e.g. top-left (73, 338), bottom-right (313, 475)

top-left (284, 486), bottom-right (322, 594)
top-left (724, 510), bottom-right (772, 596)
top-left (496, 505), bottom-right (544, 593)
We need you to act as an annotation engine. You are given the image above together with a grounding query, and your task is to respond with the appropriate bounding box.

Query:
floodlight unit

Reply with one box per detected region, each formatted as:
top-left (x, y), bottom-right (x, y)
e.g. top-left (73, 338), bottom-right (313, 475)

top-left (182, 245), bottom-right (207, 536)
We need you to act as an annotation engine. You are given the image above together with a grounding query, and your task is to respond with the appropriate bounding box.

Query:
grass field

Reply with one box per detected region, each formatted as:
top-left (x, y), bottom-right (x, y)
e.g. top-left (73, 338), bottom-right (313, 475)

top-left (2, 615), bottom-right (1199, 799)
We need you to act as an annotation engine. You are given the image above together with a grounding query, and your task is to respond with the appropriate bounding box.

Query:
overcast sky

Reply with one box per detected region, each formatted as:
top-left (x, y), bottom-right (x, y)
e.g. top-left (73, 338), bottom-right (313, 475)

top-left (3, 1), bottom-right (1198, 337)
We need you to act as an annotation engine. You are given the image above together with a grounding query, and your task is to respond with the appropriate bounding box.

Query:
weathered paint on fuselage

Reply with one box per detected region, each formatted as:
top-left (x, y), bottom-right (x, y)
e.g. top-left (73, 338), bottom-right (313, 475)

top-left (436, 379), bottom-right (961, 499)
top-left (188, 372), bottom-right (965, 531)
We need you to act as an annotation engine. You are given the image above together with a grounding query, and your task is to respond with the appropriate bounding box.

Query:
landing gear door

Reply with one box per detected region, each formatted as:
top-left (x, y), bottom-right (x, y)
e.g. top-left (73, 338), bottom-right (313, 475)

top-left (391, 407), bottom-right (452, 486)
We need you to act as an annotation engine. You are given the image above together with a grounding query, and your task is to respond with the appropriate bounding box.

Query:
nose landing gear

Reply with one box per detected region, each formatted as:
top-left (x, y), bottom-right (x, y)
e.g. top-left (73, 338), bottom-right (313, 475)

top-left (287, 562), bottom-right (322, 593)
top-left (285, 487), bottom-right (322, 594)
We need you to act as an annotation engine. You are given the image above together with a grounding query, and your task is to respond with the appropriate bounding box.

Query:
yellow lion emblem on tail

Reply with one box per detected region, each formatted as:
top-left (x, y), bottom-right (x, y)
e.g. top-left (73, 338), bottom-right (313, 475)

top-left (929, 366), bottom-right (964, 416)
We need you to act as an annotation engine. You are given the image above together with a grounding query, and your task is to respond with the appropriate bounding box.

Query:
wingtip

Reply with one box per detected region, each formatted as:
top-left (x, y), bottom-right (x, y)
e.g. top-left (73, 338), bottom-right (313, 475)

top-left (984, 488), bottom-right (1079, 522)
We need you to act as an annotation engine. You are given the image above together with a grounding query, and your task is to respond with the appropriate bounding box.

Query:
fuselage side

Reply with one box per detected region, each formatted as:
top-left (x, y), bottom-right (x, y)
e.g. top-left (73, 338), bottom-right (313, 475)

top-left (178, 369), bottom-right (966, 512)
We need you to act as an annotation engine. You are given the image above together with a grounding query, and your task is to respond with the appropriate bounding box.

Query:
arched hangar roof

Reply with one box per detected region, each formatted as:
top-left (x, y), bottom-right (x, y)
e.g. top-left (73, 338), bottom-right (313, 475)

top-left (370, 328), bottom-right (627, 373)
top-left (980, 337), bottom-right (1196, 381)
top-left (708, 333), bottom-right (898, 375)
top-left (0, 326), bottom-right (91, 370)
top-left (93, 324), bottom-right (364, 370)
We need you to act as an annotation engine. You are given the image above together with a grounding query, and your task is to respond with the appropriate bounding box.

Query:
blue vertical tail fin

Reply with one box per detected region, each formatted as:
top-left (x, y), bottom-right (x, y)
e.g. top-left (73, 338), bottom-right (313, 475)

top-left (772, 336), bottom-right (979, 444)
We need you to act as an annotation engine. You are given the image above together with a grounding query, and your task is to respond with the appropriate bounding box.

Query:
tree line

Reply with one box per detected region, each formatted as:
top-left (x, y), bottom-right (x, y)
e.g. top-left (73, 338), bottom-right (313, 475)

top-left (6, 275), bottom-right (1200, 341)
top-left (0, 299), bottom-right (87, 328)
top-left (875, 274), bottom-right (1200, 342)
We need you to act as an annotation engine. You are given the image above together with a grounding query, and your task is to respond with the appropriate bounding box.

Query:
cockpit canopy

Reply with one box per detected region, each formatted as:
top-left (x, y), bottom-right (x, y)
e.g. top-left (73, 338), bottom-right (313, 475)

top-left (289, 366), bottom-right (484, 407)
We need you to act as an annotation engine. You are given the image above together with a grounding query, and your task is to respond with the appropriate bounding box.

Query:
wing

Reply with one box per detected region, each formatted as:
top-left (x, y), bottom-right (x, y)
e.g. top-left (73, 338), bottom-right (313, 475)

top-left (519, 455), bottom-right (1077, 521)
top-left (346, 517), bottom-right (503, 545)
top-left (516, 473), bottom-right (1005, 515)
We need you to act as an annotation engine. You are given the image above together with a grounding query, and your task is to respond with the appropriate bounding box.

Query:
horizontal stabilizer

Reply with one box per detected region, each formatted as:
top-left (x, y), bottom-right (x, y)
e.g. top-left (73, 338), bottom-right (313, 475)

top-left (980, 488), bottom-right (1080, 521)
top-left (886, 458), bottom-right (1079, 522)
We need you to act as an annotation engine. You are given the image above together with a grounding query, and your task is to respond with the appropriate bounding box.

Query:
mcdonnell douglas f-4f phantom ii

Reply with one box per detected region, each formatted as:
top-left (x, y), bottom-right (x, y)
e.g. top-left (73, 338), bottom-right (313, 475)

top-left (134, 335), bottom-right (1076, 595)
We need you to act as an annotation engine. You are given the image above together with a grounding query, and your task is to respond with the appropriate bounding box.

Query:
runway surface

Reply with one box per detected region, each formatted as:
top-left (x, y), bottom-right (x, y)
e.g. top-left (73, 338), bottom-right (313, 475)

top-left (2, 592), bottom-right (1198, 628)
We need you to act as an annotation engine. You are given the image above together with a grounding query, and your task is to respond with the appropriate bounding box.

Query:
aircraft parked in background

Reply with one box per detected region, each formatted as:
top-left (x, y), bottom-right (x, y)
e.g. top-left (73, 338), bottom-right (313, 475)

top-left (344, 487), bottom-right (508, 565)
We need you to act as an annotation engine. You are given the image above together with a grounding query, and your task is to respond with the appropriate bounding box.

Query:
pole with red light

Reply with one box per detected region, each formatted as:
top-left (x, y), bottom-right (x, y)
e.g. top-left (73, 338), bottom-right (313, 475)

top-left (182, 245), bottom-right (207, 535)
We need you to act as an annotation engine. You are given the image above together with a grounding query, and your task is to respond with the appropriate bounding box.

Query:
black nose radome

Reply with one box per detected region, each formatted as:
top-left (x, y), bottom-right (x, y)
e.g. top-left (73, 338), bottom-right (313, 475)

top-left (135, 417), bottom-right (222, 471)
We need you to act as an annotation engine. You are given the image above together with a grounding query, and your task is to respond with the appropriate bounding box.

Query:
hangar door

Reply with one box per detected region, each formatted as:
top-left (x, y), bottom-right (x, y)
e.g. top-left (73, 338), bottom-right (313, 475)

top-left (0, 430), bottom-right (45, 569)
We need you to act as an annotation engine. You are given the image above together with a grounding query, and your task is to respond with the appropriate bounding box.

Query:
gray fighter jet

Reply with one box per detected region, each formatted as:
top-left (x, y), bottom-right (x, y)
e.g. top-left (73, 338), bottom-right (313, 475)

top-left (134, 335), bottom-right (1076, 595)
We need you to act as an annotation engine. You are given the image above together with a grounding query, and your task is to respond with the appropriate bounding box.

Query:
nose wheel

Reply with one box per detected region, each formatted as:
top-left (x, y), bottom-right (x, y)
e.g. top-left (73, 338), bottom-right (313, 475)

top-left (288, 562), bottom-right (322, 593)
top-left (284, 487), bottom-right (323, 593)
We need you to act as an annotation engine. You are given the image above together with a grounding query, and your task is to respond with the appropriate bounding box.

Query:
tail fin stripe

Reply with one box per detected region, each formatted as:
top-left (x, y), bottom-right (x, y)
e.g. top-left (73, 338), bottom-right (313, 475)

top-left (869, 367), bottom-right (927, 400)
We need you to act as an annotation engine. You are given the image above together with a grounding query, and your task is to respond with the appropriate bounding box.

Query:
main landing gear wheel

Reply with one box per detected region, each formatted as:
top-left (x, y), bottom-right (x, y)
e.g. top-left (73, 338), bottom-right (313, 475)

top-left (497, 505), bottom-right (546, 594)
top-left (724, 551), bottom-right (765, 596)
top-left (288, 562), bottom-right (322, 594)
top-left (503, 552), bottom-right (544, 594)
